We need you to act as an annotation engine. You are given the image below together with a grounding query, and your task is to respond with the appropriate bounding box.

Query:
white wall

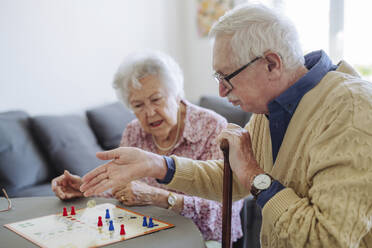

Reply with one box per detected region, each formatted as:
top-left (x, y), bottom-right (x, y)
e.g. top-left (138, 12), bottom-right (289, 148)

top-left (180, 1), bottom-right (220, 103)
top-left (0, 0), bottom-right (204, 115)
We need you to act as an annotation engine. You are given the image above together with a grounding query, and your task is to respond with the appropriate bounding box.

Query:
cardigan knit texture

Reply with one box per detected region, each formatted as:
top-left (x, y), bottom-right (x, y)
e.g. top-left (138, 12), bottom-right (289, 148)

top-left (167, 61), bottom-right (372, 248)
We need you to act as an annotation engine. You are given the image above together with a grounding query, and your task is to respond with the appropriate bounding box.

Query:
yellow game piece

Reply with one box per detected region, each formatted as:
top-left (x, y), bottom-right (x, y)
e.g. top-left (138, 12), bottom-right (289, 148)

top-left (87, 199), bottom-right (96, 208)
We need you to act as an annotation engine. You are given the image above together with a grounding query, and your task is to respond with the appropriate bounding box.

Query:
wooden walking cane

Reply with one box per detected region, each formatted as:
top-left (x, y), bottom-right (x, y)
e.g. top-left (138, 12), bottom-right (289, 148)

top-left (220, 139), bottom-right (232, 248)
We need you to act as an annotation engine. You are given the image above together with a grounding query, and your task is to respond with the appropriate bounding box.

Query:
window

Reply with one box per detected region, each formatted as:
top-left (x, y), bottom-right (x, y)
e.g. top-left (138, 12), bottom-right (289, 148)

top-left (236, 0), bottom-right (372, 80)
top-left (344, 0), bottom-right (372, 80)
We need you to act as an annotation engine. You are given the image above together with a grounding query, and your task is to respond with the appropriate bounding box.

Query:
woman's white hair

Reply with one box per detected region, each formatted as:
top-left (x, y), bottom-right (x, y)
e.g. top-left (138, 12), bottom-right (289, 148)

top-left (113, 50), bottom-right (184, 109)
top-left (209, 3), bottom-right (304, 72)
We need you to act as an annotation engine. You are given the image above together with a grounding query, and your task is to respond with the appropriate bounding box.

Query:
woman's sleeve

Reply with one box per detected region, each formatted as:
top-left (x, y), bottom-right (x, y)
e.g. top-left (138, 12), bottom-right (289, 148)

top-left (181, 195), bottom-right (243, 242)
top-left (199, 116), bottom-right (227, 161)
top-left (120, 122), bottom-right (136, 147)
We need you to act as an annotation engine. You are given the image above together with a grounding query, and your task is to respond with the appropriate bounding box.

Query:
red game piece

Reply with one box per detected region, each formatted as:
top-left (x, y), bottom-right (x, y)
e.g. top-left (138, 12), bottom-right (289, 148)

top-left (97, 216), bottom-right (103, 227)
top-left (120, 224), bottom-right (125, 235)
top-left (70, 206), bottom-right (76, 215)
top-left (62, 207), bottom-right (68, 216)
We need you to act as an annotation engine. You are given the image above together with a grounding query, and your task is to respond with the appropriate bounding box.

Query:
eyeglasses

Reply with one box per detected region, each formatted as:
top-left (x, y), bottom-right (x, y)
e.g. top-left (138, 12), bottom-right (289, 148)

top-left (0, 188), bottom-right (12, 212)
top-left (213, 56), bottom-right (261, 95)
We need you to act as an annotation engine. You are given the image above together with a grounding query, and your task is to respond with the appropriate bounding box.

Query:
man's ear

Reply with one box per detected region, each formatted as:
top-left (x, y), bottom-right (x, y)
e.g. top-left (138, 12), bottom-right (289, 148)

top-left (264, 52), bottom-right (282, 73)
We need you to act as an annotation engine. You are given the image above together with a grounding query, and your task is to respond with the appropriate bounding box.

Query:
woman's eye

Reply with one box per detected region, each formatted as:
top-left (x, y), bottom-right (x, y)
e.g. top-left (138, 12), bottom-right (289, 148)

top-left (133, 103), bottom-right (143, 108)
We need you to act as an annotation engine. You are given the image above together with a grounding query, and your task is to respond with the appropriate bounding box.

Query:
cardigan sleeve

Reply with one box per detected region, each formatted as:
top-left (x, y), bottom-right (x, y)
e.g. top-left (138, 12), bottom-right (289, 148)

top-left (168, 156), bottom-right (250, 202)
top-left (261, 126), bottom-right (372, 247)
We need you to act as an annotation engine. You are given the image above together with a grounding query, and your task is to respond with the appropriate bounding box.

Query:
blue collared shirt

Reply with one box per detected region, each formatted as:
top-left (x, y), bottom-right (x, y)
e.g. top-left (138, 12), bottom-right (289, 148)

top-left (256, 50), bottom-right (337, 208)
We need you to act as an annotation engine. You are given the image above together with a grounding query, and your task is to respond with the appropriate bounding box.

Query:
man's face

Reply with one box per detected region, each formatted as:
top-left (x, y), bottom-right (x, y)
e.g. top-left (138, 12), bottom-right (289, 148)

top-left (213, 35), bottom-right (277, 114)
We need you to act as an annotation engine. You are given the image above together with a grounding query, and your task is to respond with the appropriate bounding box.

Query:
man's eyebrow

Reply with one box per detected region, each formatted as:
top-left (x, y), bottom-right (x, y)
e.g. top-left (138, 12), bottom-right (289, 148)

top-left (214, 70), bottom-right (228, 77)
top-left (214, 65), bottom-right (232, 75)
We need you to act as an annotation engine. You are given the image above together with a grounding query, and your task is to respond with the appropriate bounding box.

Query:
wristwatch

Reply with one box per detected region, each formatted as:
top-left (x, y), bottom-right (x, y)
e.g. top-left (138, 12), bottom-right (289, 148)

top-left (250, 173), bottom-right (273, 199)
top-left (167, 192), bottom-right (177, 210)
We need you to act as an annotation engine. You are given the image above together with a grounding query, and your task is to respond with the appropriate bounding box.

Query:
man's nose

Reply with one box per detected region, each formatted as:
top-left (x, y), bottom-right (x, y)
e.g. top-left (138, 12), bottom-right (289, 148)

top-left (219, 82), bottom-right (230, 97)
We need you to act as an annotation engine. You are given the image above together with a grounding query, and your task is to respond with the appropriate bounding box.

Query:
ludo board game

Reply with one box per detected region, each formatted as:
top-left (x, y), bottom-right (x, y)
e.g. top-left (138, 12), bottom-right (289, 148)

top-left (4, 202), bottom-right (174, 248)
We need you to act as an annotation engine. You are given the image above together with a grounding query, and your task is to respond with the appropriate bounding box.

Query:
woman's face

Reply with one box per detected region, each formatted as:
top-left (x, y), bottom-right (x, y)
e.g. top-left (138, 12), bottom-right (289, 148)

top-left (128, 75), bottom-right (179, 139)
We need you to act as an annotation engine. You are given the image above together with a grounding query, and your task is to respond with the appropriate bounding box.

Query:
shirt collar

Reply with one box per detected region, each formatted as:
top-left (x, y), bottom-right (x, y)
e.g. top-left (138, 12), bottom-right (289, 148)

top-left (269, 50), bottom-right (336, 115)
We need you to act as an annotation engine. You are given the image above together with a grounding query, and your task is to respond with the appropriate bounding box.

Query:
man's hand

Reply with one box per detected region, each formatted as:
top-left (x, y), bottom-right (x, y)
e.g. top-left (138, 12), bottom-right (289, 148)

top-left (80, 147), bottom-right (167, 197)
top-left (51, 170), bottom-right (84, 200)
top-left (113, 181), bottom-right (159, 206)
top-left (218, 123), bottom-right (264, 190)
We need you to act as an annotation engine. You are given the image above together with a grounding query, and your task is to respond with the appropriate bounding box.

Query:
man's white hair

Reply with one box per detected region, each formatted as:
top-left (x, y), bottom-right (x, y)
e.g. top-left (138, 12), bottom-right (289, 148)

top-left (209, 3), bottom-right (304, 72)
top-left (113, 50), bottom-right (184, 109)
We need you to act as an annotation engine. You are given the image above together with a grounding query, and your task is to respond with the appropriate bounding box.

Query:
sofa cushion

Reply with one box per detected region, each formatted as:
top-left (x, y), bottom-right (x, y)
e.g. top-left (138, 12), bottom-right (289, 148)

top-left (0, 111), bottom-right (52, 191)
top-left (6, 183), bottom-right (54, 197)
top-left (199, 95), bottom-right (252, 127)
top-left (87, 102), bottom-right (135, 150)
top-left (30, 115), bottom-right (103, 177)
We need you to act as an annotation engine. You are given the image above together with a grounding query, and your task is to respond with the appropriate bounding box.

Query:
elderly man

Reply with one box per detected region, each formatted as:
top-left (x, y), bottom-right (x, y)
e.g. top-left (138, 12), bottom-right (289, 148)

top-left (80, 4), bottom-right (372, 247)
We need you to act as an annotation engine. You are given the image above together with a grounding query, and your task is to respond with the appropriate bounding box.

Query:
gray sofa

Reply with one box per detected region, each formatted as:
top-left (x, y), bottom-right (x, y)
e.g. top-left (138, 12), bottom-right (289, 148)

top-left (0, 95), bottom-right (260, 247)
top-left (0, 102), bottom-right (135, 197)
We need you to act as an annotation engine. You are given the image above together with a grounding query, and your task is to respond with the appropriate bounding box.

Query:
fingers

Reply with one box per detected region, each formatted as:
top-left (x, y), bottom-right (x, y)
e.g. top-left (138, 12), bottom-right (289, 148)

top-left (52, 179), bottom-right (66, 199)
top-left (51, 175), bottom-right (67, 199)
top-left (113, 188), bottom-right (126, 201)
top-left (52, 171), bottom-right (85, 200)
top-left (63, 190), bottom-right (83, 199)
top-left (64, 170), bottom-right (77, 180)
top-left (227, 122), bottom-right (243, 129)
top-left (112, 184), bottom-right (127, 196)
top-left (81, 162), bottom-right (110, 189)
top-left (83, 178), bottom-right (113, 197)
top-left (81, 168), bottom-right (109, 193)
top-left (218, 123), bottom-right (247, 142)
top-left (96, 148), bottom-right (122, 161)
top-left (64, 170), bottom-right (82, 188)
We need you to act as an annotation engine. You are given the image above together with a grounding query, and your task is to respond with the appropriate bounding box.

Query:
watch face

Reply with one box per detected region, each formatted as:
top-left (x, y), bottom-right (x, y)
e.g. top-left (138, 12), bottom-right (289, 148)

top-left (168, 194), bottom-right (176, 206)
top-left (253, 174), bottom-right (272, 190)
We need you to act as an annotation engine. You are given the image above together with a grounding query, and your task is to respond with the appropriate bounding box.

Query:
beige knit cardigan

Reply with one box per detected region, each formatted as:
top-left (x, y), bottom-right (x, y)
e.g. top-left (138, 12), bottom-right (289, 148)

top-left (168, 61), bottom-right (372, 247)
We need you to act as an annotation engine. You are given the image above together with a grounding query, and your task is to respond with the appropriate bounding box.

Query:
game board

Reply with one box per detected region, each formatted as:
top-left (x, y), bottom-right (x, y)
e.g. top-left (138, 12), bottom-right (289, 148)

top-left (4, 203), bottom-right (174, 248)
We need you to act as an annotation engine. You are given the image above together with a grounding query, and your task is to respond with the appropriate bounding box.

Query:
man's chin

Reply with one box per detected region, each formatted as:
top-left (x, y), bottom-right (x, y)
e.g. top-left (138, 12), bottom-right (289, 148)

top-left (240, 104), bottom-right (254, 113)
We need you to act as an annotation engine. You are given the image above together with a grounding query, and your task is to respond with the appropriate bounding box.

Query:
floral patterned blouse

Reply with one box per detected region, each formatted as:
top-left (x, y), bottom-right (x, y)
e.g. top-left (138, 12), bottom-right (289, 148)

top-left (120, 100), bottom-right (243, 242)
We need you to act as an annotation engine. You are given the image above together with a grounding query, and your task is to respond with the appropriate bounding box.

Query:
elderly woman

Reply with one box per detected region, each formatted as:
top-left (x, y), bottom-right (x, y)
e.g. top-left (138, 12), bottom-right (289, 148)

top-left (52, 51), bottom-right (243, 245)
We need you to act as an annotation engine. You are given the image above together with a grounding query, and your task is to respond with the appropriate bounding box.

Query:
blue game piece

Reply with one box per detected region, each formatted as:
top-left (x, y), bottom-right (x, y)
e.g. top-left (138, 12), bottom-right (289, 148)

top-left (142, 216), bottom-right (147, 227)
top-left (105, 209), bottom-right (110, 219)
top-left (148, 217), bottom-right (154, 228)
top-left (109, 220), bottom-right (114, 231)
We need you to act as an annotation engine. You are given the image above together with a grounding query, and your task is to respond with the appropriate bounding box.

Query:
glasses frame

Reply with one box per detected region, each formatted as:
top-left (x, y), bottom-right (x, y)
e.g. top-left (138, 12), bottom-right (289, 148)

top-left (214, 56), bottom-right (262, 95)
top-left (0, 188), bottom-right (12, 212)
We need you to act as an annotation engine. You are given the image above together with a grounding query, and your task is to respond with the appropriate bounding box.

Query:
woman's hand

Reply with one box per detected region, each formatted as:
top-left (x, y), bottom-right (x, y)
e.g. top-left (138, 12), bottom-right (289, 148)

top-left (113, 181), bottom-right (159, 206)
top-left (80, 147), bottom-right (167, 197)
top-left (51, 170), bottom-right (84, 200)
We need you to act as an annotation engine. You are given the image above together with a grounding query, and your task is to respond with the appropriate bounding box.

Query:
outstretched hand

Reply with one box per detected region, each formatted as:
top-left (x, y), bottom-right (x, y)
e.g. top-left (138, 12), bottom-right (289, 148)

top-left (217, 123), bottom-right (264, 189)
top-left (51, 170), bottom-right (83, 200)
top-left (80, 147), bottom-right (167, 197)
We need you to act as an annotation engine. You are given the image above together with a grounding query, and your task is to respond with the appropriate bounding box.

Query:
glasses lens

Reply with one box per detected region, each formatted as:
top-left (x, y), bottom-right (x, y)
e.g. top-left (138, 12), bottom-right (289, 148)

top-left (213, 73), bottom-right (232, 93)
top-left (213, 73), bottom-right (222, 84)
